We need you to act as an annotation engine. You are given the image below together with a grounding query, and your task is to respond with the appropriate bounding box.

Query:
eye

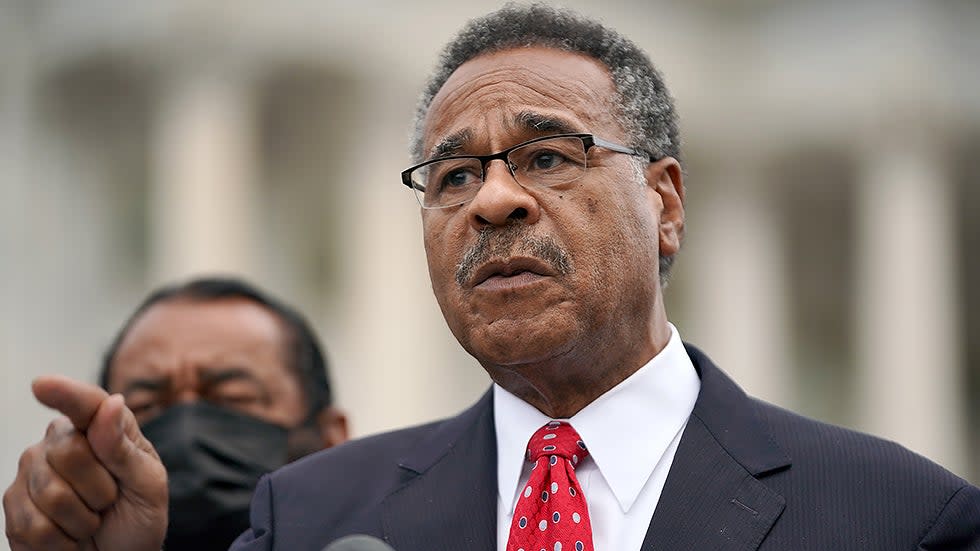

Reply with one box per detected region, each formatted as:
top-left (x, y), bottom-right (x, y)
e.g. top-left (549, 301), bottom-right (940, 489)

top-left (425, 158), bottom-right (482, 194)
top-left (126, 396), bottom-right (163, 424)
top-left (442, 167), bottom-right (481, 188)
top-left (208, 383), bottom-right (262, 408)
top-left (529, 150), bottom-right (567, 170)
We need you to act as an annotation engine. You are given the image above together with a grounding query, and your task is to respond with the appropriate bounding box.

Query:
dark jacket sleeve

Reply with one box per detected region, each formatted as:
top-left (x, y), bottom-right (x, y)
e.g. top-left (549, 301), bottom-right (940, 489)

top-left (227, 475), bottom-right (274, 551)
top-left (917, 482), bottom-right (980, 550)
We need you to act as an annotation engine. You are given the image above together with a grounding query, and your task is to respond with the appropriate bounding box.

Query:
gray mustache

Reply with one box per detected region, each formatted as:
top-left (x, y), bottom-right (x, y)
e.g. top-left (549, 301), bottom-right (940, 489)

top-left (455, 225), bottom-right (572, 286)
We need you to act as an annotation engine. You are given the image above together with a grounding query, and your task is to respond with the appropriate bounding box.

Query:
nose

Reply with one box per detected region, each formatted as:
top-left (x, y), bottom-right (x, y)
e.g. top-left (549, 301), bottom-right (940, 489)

top-left (170, 363), bottom-right (202, 405)
top-left (466, 159), bottom-right (541, 229)
top-left (171, 387), bottom-right (201, 405)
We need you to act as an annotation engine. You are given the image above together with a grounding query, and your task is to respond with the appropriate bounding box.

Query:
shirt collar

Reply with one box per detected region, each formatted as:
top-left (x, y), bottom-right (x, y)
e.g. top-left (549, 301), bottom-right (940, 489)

top-left (493, 324), bottom-right (700, 513)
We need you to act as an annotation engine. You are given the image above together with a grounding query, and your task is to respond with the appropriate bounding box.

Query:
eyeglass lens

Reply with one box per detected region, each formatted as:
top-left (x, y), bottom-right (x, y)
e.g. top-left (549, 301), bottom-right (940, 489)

top-left (412, 136), bottom-right (588, 208)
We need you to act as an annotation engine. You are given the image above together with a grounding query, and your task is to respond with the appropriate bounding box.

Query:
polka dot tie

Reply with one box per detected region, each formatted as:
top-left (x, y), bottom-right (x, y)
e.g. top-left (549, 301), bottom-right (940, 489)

top-left (506, 421), bottom-right (593, 551)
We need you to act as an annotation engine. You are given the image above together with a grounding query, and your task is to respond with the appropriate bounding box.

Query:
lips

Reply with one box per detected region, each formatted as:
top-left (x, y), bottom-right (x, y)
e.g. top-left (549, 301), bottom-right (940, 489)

top-left (470, 257), bottom-right (558, 289)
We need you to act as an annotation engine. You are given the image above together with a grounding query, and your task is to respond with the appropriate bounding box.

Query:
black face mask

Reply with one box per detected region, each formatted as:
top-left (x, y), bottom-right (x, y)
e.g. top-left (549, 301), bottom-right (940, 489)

top-left (142, 401), bottom-right (291, 551)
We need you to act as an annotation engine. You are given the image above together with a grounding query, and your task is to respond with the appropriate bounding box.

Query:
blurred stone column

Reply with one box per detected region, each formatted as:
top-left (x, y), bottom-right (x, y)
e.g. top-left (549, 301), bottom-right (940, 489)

top-left (148, 67), bottom-right (259, 282)
top-left (0, 5), bottom-right (41, 505)
top-left (684, 157), bottom-right (794, 406)
top-left (330, 73), bottom-right (445, 436)
top-left (328, 70), bottom-right (488, 437)
top-left (853, 140), bottom-right (966, 474)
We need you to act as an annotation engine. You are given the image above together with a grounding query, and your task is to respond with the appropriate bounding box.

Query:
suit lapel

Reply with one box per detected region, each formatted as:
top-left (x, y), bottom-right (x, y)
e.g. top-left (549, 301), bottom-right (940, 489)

top-left (381, 391), bottom-right (498, 551)
top-left (378, 346), bottom-right (791, 551)
top-left (641, 346), bottom-right (791, 550)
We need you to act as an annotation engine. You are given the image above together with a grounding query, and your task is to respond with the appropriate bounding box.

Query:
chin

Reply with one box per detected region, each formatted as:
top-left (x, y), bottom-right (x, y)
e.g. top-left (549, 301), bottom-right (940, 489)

top-left (462, 318), bottom-right (577, 368)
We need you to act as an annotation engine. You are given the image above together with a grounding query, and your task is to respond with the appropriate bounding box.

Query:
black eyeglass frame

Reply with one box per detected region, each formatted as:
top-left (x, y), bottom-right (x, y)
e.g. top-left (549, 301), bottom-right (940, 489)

top-left (401, 133), bottom-right (655, 209)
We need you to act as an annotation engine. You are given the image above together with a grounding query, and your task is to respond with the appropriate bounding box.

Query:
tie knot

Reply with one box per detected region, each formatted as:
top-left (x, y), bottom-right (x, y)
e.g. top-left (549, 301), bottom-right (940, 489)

top-left (526, 421), bottom-right (589, 465)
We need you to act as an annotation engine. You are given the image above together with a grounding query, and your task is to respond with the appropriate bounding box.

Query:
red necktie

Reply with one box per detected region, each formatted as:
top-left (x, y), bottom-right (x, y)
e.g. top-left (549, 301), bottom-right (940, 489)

top-left (506, 421), bottom-right (594, 551)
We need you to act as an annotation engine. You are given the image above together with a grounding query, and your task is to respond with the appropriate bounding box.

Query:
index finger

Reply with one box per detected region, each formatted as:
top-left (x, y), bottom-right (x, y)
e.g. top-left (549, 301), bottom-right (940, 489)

top-left (32, 376), bottom-right (111, 432)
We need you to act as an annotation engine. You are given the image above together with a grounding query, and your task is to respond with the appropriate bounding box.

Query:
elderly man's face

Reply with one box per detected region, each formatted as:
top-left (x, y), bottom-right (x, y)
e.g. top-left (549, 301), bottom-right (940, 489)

top-left (108, 298), bottom-right (307, 427)
top-left (420, 47), bottom-right (683, 397)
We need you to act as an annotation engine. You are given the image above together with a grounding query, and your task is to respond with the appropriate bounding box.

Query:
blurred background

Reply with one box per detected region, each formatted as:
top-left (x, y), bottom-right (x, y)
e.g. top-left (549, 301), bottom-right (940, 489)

top-left (2, 0), bottom-right (978, 542)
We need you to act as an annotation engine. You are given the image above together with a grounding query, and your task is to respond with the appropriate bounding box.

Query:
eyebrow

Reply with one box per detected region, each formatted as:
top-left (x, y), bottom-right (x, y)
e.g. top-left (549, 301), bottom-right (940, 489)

top-left (120, 367), bottom-right (271, 400)
top-left (199, 366), bottom-right (263, 388)
top-left (515, 111), bottom-right (579, 135)
top-left (427, 111), bottom-right (582, 161)
top-left (430, 128), bottom-right (473, 159)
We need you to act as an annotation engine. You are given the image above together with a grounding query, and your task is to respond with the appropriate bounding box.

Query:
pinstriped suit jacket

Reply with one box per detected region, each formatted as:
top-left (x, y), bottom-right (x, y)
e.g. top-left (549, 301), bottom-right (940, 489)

top-left (230, 345), bottom-right (980, 550)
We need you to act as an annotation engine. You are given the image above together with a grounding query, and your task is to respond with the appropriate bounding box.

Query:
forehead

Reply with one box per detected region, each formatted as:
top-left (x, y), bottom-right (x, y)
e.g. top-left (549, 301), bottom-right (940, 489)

top-left (423, 46), bottom-right (621, 155)
top-left (110, 297), bottom-right (290, 382)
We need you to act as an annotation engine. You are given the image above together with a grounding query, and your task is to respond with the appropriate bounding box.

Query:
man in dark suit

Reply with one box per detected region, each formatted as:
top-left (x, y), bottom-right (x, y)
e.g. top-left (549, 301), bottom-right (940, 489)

top-left (231, 5), bottom-right (980, 549)
top-left (5, 4), bottom-right (979, 551)
top-left (3, 277), bottom-right (349, 551)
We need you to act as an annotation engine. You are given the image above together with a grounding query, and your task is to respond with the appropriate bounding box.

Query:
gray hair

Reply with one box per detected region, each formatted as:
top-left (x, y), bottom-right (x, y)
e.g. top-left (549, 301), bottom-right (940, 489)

top-left (411, 2), bottom-right (683, 284)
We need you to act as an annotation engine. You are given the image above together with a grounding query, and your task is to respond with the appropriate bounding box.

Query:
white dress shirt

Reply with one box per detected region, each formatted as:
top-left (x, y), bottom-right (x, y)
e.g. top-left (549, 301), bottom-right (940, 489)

top-left (494, 324), bottom-right (700, 551)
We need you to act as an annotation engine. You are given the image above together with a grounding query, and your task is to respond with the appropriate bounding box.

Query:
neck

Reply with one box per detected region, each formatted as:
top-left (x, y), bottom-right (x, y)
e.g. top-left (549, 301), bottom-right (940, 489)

top-left (485, 310), bottom-right (672, 418)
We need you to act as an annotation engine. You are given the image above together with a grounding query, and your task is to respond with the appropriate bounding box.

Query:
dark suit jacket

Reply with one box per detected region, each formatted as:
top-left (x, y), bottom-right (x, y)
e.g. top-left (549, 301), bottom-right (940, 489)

top-left (230, 346), bottom-right (980, 550)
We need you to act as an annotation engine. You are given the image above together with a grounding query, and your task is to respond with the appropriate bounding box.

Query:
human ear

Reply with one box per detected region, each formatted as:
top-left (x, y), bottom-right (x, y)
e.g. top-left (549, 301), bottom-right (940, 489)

top-left (316, 405), bottom-right (350, 448)
top-left (645, 157), bottom-right (685, 257)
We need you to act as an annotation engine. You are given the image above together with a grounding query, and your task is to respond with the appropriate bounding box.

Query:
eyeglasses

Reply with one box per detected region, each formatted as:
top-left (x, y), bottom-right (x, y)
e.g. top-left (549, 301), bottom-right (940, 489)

top-left (401, 133), bottom-right (652, 209)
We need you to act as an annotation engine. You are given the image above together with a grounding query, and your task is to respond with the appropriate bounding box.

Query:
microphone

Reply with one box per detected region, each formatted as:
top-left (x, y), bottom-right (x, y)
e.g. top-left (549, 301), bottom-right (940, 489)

top-left (322, 534), bottom-right (396, 551)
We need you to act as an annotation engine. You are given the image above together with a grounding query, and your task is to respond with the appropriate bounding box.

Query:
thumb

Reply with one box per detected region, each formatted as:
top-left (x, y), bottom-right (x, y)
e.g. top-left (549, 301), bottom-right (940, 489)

top-left (88, 395), bottom-right (168, 551)
top-left (86, 394), bottom-right (167, 501)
